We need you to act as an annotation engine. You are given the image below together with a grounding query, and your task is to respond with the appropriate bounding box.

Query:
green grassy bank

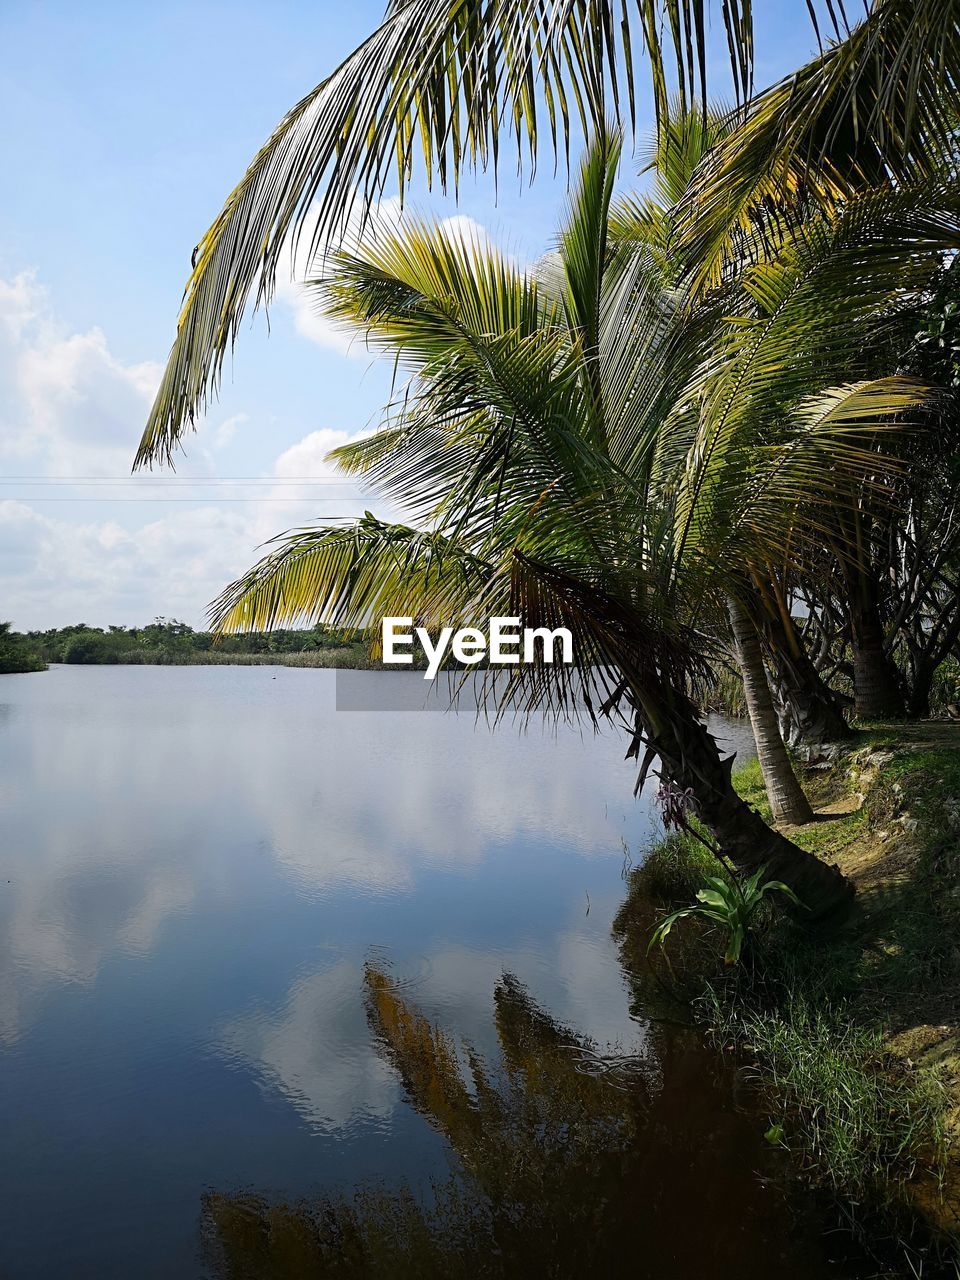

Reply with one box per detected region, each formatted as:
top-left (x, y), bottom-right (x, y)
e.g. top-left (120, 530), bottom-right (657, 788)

top-left (615, 725), bottom-right (960, 1273)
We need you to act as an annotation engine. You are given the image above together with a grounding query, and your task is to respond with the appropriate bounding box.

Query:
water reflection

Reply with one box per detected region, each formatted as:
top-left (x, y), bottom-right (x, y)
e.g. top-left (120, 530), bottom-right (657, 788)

top-left (219, 959), bottom-right (400, 1132)
top-left (217, 926), bottom-right (635, 1135)
top-left (0, 667), bottom-right (646, 1046)
top-left (0, 666), bottom-right (769, 1278)
top-left (205, 966), bottom-right (864, 1280)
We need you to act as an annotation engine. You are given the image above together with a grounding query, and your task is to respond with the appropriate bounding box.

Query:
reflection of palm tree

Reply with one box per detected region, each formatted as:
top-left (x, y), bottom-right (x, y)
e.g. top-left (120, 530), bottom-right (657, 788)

top-left (365, 966), bottom-right (646, 1218)
top-left (205, 967), bottom-right (860, 1279)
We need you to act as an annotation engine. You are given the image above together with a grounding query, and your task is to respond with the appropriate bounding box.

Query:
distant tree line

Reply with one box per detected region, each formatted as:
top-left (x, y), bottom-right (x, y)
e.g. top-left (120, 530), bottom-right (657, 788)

top-left (0, 621), bottom-right (47, 673)
top-left (2, 619), bottom-right (369, 667)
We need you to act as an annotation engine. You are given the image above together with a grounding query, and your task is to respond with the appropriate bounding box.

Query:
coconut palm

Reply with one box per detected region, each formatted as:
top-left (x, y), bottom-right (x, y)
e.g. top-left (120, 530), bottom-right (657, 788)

top-left (603, 106), bottom-right (819, 825)
top-left (134, 1), bottom-right (960, 466)
top-left (725, 595), bottom-right (813, 824)
top-left (749, 573), bottom-right (853, 748)
top-left (206, 125), bottom-right (958, 920)
top-left (657, 8), bottom-right (960, 723)
top-left (135, 0), bottom-right (758, 469)
top-left (681, 177), bottom-right (960, 726)
top-left (593, 107), bottom-right (960, 810)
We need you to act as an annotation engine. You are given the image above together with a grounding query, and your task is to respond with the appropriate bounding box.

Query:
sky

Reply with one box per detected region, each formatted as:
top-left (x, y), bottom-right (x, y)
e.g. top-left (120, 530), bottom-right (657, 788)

top-left (0, 1), bottom-right (819, 631)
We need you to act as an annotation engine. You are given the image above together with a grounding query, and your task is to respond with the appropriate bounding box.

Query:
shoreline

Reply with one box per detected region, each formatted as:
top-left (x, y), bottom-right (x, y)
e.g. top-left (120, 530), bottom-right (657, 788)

top-left (615, 725), bottom-right (960, 1272)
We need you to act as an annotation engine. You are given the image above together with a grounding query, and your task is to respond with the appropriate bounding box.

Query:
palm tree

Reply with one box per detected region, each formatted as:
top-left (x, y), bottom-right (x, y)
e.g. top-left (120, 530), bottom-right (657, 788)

top-left (135, 0), bottom-right (758, 469)
top-left (135, 0), bottom-right (960, 465)
top-left (608, 107), bottom-right (818, 823)
top-left (206, 127), bottom-right (956, 920)
top-left (607, 106), bottom-right (960, 800)
top-left (726, 595), bottom-right (813, 824)
top-left (665, 10), bottom-right (960, 724)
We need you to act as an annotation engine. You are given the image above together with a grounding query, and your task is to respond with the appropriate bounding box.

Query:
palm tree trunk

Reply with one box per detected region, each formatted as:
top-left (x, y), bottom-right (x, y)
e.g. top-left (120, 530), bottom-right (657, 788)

top-left (906, 655), bottom-right (935, 719)
top-left (760, 609), bottom-right (852, 747)
top-left (846, 573), bottom-right (905, 721)
top-left (727, 596), bottom-right (814, 825)
top-left (768, 649), bottom-right (853, 747)
top-left (639, 696), bottom-right (853, 926)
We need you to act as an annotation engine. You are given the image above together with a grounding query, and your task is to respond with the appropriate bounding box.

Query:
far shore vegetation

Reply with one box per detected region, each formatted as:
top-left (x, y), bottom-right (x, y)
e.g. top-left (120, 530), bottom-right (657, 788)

top-left (0, 619), bottom-right (376, 669)
top-left (0, 620), bottom-right (46, 674)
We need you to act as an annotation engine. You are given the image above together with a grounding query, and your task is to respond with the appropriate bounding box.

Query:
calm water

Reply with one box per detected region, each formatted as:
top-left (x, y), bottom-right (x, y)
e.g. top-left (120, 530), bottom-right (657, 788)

top-left (0, 665), bottom-right (858, 1278)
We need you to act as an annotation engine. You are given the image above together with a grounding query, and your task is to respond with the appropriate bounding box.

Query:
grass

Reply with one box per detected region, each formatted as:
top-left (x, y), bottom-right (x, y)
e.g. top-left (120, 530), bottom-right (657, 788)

top-left (700, 958), bottom-right (949, 1219)
top-left (615, 727), bottom-right (960, 1267)
top-left (623, 829), bottom-right (724, 901)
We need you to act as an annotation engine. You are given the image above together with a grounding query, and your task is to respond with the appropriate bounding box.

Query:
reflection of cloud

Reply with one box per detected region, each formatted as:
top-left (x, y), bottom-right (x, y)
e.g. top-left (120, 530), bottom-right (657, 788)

top-left (221, 920), bottom-right (642, 1134)
top-left (0, 667), bottom-right (651, 1049)
top-left (402, 926), bottom-right (641, 1065)
top-left (0, 857), bottom-right (195, 1045)
top-left (231, 674), bottom-right (645, 894)
top-left (118, 870), bottom-right (196, 954)
top-left (219, 961), bottom-right (398, 1131)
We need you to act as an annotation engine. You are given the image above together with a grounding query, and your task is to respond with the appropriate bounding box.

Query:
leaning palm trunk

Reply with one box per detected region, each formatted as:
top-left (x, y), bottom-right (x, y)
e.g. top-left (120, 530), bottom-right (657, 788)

top-left (519, 563), bottom-right (851, 923)
top-left (638, 689), bottom-right (852, 926)
top-left (726, 596), bottom-right (815, 825)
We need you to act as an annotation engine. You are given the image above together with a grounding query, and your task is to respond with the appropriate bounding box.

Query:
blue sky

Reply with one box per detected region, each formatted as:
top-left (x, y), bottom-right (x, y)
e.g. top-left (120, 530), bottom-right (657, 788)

top-left (0, 1), bottom-right (818, 629)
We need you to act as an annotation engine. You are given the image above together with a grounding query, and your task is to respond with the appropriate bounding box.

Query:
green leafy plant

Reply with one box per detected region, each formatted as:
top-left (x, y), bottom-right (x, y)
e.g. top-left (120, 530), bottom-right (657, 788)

top-left (648, 867), bottom-right (803, 966)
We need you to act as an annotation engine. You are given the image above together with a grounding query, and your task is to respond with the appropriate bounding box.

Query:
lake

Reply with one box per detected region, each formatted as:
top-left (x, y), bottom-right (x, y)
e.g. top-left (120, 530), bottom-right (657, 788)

top-left (0, 665), bottom-right (863, 1278)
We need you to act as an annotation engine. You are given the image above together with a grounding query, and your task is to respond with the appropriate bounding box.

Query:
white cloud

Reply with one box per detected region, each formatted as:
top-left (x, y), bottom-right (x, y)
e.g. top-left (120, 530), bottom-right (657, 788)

top-left (274, 199), bottom-right (509, 356)
top-left (273, 195), bottom-right (402, 358)
top-left (0, 271), bottom-right (163, 475)
top-left (263, 426), bottom-right (367, 517)
top-left (0, 447), bottom-right (381, 630)
top-left (0, 271), bottom-right (385, 628)
top-left (1, 209), bottom-right (511, 630)
top-left (0, 498), bottom-right (255, 627)
top-left (273, 426), bottom-right (356, 480)
top-left (0, 271), bottom-right (44, 342)
top-left (212, 412), bottom-right (247, 450)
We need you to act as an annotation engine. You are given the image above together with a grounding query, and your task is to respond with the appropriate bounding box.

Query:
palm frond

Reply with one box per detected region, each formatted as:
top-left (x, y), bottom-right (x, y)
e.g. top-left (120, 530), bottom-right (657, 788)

top-left (676, 0), bottom-right (960, 293)
top-left (209, 514), bottom-right (494, 637)
top-left (556, 126), bottom-right (621, 382)
top-left (708, 377), bottom-right (952, 579)
top-left (671, 182), bottom-right (960, 577)
top-left (310, 203), bottom-right (630, 548)
top-left (637, 94), bottom-right (734, 209)
top-left (135, 0), bottom-right (758, 468)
